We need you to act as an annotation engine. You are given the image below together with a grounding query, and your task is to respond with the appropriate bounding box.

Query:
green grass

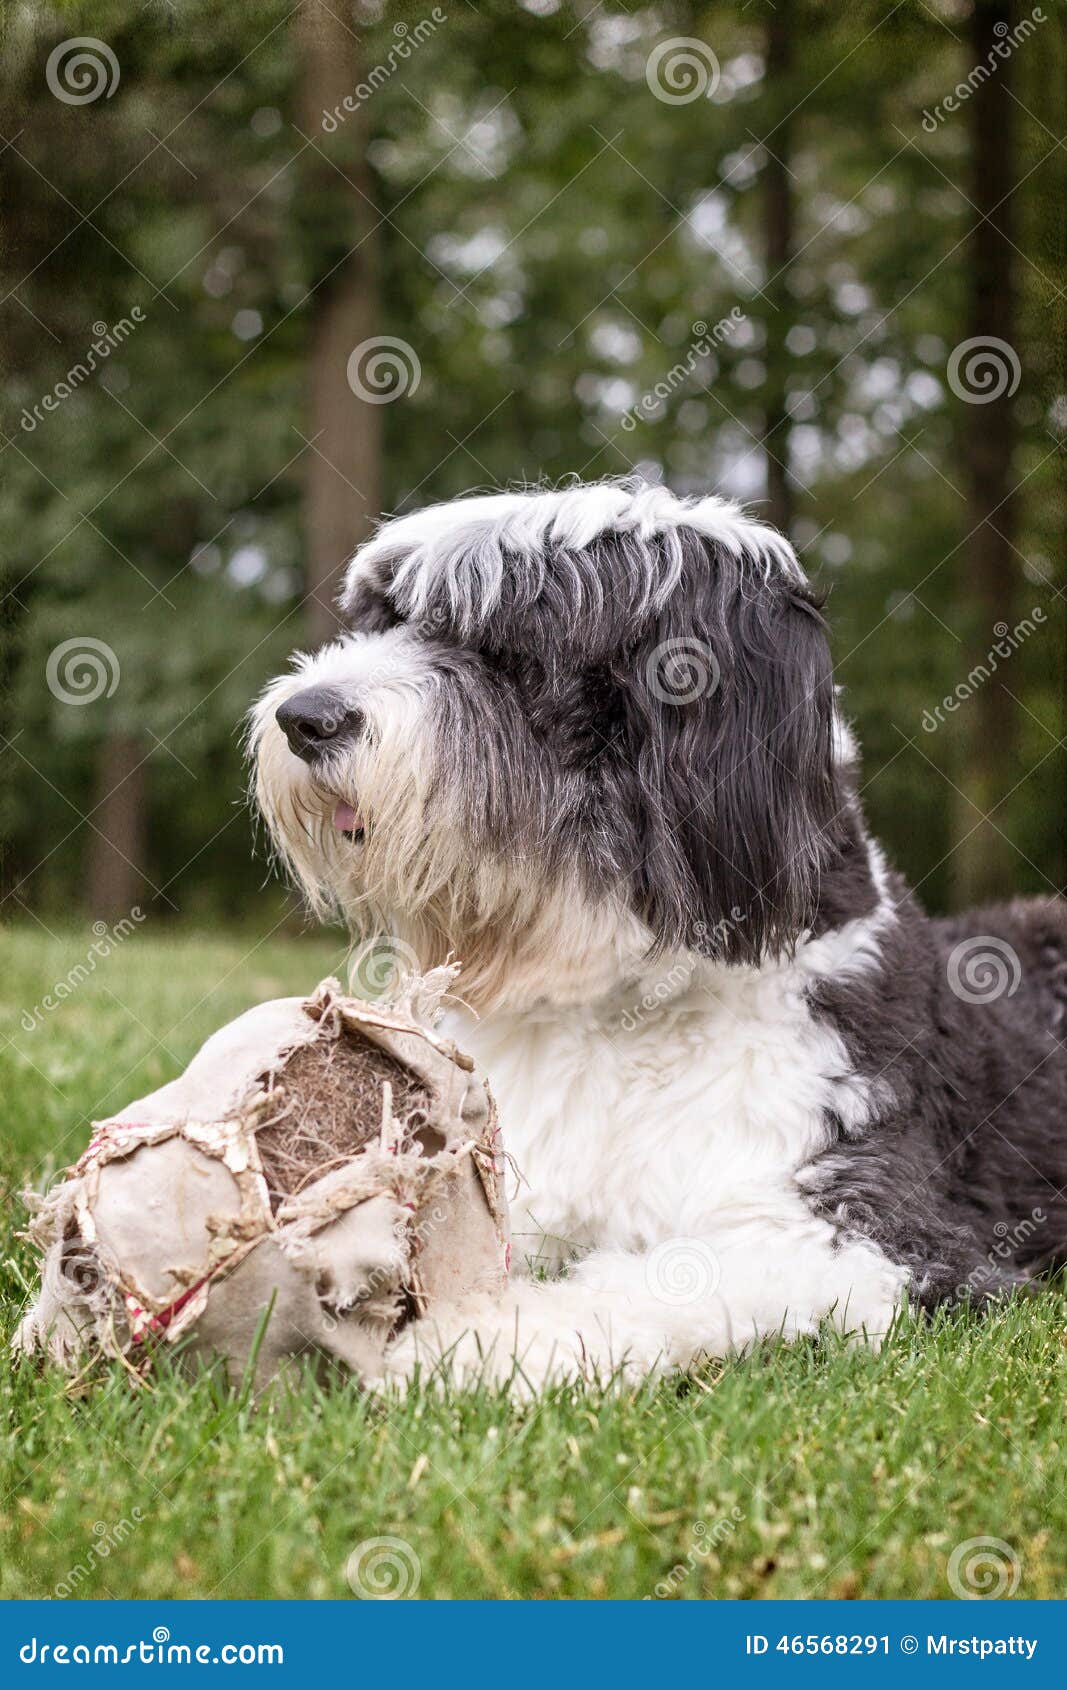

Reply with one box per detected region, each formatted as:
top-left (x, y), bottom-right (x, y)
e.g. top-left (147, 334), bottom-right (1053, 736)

top-left (2, 923), bottom-right (1066, 1600)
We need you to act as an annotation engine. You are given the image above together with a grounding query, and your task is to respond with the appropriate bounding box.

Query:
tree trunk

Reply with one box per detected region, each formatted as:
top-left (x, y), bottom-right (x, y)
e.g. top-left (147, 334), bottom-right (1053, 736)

top-left (0, 12), bottom-right (32, 915)
top-left (1059, 33), bottom-right (1067, 895)
top-left (1038, 22), bottom-right (1067, 897)
top-left (763, 0), bottom-right (796, 537)
top-left (86, 736), bottom-right (149, 919)
top-left (952, 0), bottom-right (1020, 907)
top-left (298, 0), bottom-right (383, 646)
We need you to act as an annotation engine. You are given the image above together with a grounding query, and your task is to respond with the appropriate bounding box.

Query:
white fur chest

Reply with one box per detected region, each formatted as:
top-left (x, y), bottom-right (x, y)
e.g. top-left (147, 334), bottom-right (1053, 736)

top-left (444, 951), bottom-right (879, 1273)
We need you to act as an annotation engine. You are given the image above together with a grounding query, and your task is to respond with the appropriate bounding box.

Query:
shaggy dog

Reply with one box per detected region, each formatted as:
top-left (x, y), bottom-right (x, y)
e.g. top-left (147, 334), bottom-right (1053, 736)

top-left (251, 480), bottom-right (1067, 1388)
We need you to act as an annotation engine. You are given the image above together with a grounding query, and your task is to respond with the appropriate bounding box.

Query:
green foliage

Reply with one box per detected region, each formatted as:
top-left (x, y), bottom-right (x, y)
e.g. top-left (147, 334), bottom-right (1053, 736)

top-left (1, 0), bottom-right (1065, 917)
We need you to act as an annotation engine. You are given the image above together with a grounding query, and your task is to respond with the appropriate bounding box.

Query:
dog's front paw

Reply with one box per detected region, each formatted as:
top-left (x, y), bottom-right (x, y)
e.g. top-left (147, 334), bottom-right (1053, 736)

top-left (373, 1311), bottom-right (569, 1398)
top-left (371, 1297), bottom-right (662, 1399)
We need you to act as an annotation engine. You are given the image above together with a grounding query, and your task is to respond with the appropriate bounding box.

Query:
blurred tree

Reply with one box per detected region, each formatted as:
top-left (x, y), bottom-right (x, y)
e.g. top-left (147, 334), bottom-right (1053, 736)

top-left (953, 0), bottom-right (1022, 905)
top-left (761, 0), bottom-right (797, 535)
top-left (0, 0), bottom-right (307, 922)
top-left (87, 735), bottom-right (148, 916)
top-left (0, 0), bottom-right (1063, 928)
top-left (297, 0), bottom-right (381, 643)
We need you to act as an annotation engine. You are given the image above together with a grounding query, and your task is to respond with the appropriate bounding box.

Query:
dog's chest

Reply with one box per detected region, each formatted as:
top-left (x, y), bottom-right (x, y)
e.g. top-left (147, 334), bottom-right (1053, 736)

top-left (445, 971), bottom-right (870, 1264)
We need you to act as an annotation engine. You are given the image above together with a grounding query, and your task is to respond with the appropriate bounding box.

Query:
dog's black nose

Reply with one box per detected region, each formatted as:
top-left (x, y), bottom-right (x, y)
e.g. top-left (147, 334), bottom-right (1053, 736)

top-left (275, 688), bottom-right (363, 762)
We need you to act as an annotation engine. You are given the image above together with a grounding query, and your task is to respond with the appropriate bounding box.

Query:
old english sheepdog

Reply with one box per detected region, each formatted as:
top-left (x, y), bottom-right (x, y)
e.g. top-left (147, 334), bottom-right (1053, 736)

top-left (250, 480), bottom-right (1067, 1388)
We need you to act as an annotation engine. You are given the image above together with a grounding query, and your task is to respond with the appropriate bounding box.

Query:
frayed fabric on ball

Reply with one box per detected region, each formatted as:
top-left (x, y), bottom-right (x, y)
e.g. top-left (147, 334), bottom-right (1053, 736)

top-left (14, 968), bottom-right (509, 1386)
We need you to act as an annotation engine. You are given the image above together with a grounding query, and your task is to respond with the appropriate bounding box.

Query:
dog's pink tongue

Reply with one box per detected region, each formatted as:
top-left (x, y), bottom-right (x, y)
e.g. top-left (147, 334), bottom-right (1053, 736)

top-left (332, 801), bottom-right (359, 833)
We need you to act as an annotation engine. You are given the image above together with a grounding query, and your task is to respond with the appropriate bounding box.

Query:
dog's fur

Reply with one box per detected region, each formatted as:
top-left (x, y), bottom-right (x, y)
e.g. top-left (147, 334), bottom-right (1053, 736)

top-left (251, 480), bottom-right (1067, 1388)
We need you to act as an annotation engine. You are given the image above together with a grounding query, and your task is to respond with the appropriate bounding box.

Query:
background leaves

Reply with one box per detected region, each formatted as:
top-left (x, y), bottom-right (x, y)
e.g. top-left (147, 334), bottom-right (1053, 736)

top-left (1, 0), bottom-right (1064, 924)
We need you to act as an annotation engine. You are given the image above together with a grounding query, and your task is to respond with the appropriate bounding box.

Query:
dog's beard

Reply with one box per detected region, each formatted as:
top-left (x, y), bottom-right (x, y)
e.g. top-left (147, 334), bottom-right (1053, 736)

top-left (251, 705), bottom-right (648, 1013)
top-left (251, 689), bottom-right (452, 920)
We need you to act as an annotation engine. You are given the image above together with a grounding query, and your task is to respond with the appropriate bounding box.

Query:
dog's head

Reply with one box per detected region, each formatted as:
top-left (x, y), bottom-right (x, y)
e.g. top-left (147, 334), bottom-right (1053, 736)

top-left (250, 482), bottom-right (846, 1009)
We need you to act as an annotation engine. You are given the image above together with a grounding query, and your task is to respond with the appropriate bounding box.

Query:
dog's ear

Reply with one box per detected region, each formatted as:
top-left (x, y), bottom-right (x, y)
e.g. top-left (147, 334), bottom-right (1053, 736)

top-left (620, 536), bottom-right (841, 965)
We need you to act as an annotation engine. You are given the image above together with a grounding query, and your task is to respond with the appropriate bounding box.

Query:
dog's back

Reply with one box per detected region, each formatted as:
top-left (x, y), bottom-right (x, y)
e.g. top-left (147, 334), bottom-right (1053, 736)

top-left (934, 896), bottom-right (1067, 1042)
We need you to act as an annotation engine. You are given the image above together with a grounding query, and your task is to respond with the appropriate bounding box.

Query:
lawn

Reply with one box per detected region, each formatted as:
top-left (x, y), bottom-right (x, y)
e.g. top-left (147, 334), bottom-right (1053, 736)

top-left (1, 922), bottom-right (1065, 1601)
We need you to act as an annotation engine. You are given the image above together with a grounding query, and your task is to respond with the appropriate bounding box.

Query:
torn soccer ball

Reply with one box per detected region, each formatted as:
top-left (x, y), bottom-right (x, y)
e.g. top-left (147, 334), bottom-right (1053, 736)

top-left (14, 969), bottom-right (509, 1386)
